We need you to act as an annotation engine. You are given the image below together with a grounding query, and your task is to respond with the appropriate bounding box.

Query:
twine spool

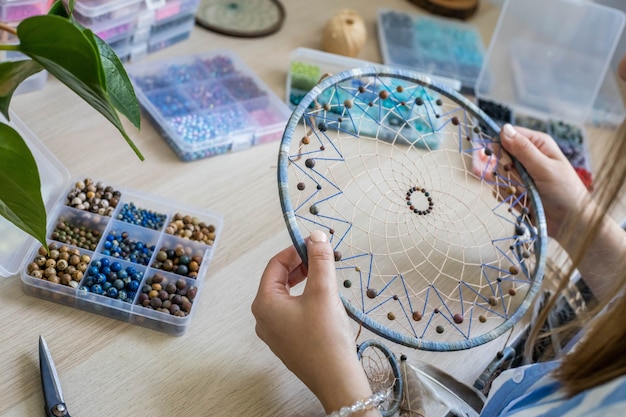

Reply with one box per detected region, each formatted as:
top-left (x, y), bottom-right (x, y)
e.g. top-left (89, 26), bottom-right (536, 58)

top-left (321, 9), bottom-right (367, 58)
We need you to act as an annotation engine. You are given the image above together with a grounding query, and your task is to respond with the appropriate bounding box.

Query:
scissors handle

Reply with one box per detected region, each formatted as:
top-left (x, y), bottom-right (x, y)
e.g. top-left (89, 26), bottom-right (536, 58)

top-left (47, 402), bottom-right (70, 417)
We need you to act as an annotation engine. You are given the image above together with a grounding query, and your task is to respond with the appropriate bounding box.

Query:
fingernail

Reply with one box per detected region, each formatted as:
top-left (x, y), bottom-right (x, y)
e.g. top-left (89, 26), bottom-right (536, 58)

top-left (502, 123), bottom-right (516, 139)
top-left (309, 230), bottom-right (328, 243)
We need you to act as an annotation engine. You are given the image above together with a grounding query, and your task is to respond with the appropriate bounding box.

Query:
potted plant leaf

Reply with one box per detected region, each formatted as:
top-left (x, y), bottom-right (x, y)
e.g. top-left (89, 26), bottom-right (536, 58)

top-left (0, 0), bottom-right (142, 253)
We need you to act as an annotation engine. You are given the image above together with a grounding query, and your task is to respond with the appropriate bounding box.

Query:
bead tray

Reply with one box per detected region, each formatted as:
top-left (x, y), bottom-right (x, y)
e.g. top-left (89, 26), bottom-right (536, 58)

top-left (127, 49), bottom-right (292, 161)
top-left (285, 47), bottom-right (462, 110)
top-left (377, 8), bottom-right (485, 94)
top-left (0, 114), bottom-right (223, 336)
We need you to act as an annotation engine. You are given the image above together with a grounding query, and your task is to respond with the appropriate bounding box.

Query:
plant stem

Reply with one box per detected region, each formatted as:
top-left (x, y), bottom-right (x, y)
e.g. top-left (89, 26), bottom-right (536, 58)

top-left (0, 22), bottom-right (18, 36)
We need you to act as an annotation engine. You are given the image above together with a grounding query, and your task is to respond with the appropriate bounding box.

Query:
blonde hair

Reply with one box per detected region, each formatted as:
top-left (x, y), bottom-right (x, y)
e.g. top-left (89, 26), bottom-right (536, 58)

top-left (528, 122), bottom-right (626, 396)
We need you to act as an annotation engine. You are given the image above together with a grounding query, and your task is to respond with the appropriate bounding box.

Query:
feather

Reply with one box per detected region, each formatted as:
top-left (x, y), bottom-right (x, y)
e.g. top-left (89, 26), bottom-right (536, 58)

top-left (400, 356), bottom-right (485, 417)
top-left (400, 356), bottom-right (427, 417)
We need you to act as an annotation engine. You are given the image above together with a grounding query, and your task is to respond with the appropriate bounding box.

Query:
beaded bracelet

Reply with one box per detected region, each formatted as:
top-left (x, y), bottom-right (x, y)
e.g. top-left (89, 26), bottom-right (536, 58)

top-left (326, 391), bottom-right (386, 417)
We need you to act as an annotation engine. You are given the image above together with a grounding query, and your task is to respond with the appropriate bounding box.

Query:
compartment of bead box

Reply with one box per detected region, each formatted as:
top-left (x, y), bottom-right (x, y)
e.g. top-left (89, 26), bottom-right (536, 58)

top-left (21, 178), bottom-right (223, 336)
top-left (127, 49), bottom-right (291, 161)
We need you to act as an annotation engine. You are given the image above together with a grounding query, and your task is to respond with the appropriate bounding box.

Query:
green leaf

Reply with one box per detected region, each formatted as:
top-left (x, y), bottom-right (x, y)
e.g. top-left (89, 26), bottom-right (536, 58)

top-left (47, 0), bottom-right (70, 17)
top-left (0, 60), bottom-right (43, 121)
top-left (0, 123), bottom-right (47, 248)
top-left (93, 36), bottom-right (141, 129)
top-left (16, 15), bottom-right (144, 160)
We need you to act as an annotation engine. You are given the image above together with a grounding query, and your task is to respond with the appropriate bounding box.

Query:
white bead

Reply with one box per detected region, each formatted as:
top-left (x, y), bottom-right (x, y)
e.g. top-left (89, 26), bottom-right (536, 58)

top-left (339, 406), bottom-right (351, 417)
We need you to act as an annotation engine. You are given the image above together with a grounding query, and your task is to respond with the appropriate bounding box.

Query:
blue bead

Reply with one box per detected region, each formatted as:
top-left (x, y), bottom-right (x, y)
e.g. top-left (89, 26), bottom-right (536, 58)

top-left (126, 291), bottom-right (136, 301)
top-left (101, 266), bottom-right (111, 275)
top-left (127, 266), bottom-right (137, 275)
top-left (91, 284), bottom-right (103, 295)
top-left (107, 287), bottom-right (118, 298)
top-left (102, 281), bottom-right (112, 291)
top-left (100, 258), bottom-right (110, 267)
top-left (104, 241), bottom-right (112, 249)
top-left (88, 266), bottom-right (99, 276)
top-left (111, 262), bottom-right (122, 272)
top-left (127, 280), bottom-right (140, 291)
top-left (91, 259), bottom-right (101, 268)
top-left (117, 269), bottom-right (128, 279)
top-left (114, 279), bottom-right (125, 290)
top-left (95, 273), bottom-right (107, 285)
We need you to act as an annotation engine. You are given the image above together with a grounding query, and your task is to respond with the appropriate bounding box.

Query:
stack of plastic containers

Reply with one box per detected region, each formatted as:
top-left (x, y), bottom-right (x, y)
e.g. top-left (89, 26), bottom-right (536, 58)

top-left (67, 0), bottom-right (199, 61)
top-left (0, 0), bottom-right (51, 93)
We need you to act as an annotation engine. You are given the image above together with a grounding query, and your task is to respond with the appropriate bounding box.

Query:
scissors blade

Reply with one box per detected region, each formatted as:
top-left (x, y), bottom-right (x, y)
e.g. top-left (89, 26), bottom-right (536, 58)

top-left (39, 336), bottom-right (70, 417)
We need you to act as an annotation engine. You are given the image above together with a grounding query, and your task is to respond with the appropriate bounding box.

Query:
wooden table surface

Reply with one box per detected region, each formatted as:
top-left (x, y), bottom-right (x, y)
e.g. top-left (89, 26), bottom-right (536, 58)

top-left (2, 1), bottom-right (623, 416)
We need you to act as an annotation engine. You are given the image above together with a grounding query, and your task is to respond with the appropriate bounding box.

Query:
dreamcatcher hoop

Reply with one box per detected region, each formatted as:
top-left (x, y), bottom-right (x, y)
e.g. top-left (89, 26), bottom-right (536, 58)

top-left (357, 339), bottom-right (403, 417)
top-left (278, 67), bottom-right (547, 351)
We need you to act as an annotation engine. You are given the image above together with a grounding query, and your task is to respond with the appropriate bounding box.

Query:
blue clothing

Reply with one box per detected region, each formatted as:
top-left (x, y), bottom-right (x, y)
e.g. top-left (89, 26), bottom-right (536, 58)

top-left (480, 361), bottom-right (626, 416)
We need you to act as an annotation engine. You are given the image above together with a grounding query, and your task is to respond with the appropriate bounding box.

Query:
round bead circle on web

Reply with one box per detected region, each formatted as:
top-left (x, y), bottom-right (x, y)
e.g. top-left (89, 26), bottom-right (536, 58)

top-left (278, 67), bottom-right (547, 351)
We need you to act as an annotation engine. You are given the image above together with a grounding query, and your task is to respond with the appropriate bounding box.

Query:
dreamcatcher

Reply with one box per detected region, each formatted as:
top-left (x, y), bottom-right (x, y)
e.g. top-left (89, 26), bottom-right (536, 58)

top-left (195, 0), bottom-right (285, 37)
top-left (277, 67), bottom-right (547, 414)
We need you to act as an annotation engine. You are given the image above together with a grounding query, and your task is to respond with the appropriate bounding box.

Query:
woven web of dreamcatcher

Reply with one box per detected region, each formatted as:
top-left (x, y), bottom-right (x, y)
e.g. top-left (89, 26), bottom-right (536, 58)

top-left (278, 67), bottom-right (547, 352)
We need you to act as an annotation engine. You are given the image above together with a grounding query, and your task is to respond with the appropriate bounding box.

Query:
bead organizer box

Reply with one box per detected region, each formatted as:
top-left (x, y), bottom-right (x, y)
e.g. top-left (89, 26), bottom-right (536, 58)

top-left (127, 50), bottom-right (291, 161)
top-left (0, 0), bottom-right (50, 22)
top-left (0, 114), bottom-right (223, 336)
top-left (286, 47), bottom-right (462, 110)
top-left (377, 8), bottom-right (485, 94)
top-left (22, 179), bottom-right (223, 335)
top-left (65, 0), bottom-right (200, 61)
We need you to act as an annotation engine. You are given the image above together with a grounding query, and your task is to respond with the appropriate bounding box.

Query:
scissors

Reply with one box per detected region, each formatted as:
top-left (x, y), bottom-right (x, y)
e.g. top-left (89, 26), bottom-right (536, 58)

top-left (39, 336), bottom-right (71, 417)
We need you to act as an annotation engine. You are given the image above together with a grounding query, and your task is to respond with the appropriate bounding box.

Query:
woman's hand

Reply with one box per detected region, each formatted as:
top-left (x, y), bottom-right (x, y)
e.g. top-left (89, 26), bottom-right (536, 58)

top-left (500, 123), bottom-right (626, 301)
top-left (500, 123), bottom-right (591, 243)
top-left (252, 230), bottom-right (377, 414)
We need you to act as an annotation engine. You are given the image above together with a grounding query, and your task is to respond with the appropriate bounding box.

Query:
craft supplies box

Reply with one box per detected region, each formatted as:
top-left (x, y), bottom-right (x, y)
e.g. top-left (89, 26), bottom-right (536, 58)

top-left (0, 113), bottom-right (223, 336)
top-left (0, 0), bottom-right (50, 22)
top-left (0, 0), bottom-right (50, 93)
top-left (377, 8), bottom-right (486, 94)
top-left (473, 0), bottom-right (625, 187)
top-left (285, 47), bottom-right (462, 110)
top-left (67, 0), bottom-right (199, 60)
top-left (127, 49), bottom-right (292, 161)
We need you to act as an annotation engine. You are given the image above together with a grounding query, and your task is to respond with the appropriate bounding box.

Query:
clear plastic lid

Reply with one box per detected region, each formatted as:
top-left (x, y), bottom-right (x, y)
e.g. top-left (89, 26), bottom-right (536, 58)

top-left (0, 113), bottom-right (69, 277)
top-left (475, 0), bottom-right (625, 122)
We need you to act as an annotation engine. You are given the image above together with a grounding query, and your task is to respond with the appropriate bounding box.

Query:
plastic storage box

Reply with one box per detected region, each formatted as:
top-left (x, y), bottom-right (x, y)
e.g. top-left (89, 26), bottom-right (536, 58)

top-left (377, 8), bottom-right (486, 94)
top-left (0, 0), bottom-right (50, 94)
top-left (474, 0), bottom-right (625, 189)
top-left (285, 47), bottom-right (462, 109)
top-left (0, 113), bottom-right (223, 336)
top-left (66, 0), bottom-right (199, 60)
top-left (127, 50), bottom-right (292, 161)
top-left (0, 0), bottom-right (49, 22)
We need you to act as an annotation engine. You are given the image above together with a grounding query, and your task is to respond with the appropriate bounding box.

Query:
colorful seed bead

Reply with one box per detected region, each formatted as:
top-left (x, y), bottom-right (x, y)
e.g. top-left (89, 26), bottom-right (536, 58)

top-left (117, 202), bottom-right (167, 230)
top-left (164, 213), bottom-right (217, 245)
top-left (27, 243), bottom-right (87, 288)
top-left (201, 55), bottom-right (236, 78)
top-left (101, 230), bottom-right (155, 265)
top-left (79, 258), bottom-right (143, 303)
top-left (137, 272), bottom-right (197, 317)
